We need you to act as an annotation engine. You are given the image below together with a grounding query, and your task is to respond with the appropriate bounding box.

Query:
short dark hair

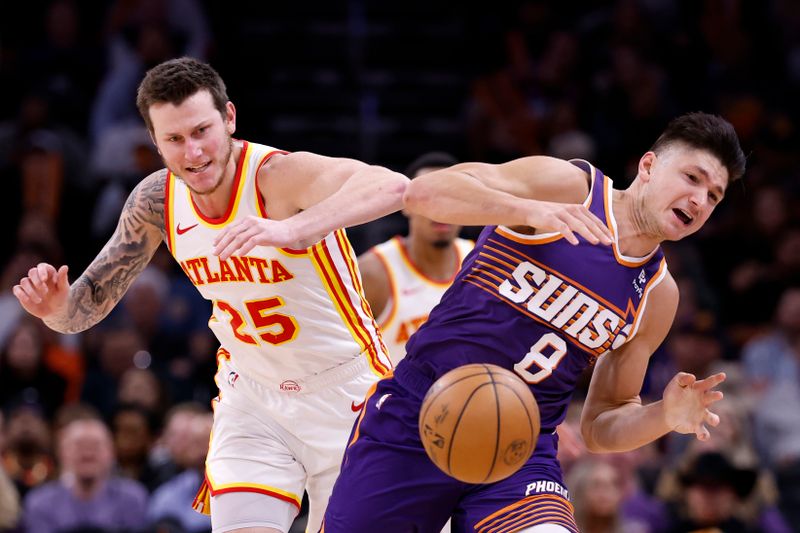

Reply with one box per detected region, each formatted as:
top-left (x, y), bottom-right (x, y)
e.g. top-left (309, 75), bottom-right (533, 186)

top-left (136, 57), bottom-right (229, 132)
top-left (650, 112), bottom-right (746, 183)
top-left (405, 151), bottom-right (458, 178)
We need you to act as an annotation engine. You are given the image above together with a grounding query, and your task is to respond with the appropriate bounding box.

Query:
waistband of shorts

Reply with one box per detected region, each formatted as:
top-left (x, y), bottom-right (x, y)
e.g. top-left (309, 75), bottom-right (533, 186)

top-left (226, 354), bottom-right (371, 395)
top-left (394, 361), bottom-right (556, 434)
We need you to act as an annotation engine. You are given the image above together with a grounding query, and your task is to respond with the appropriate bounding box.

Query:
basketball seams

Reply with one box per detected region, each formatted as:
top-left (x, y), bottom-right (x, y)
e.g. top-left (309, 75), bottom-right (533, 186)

top-left (494, 381), bottom-right (538, 462)
top-left (447, 381), bottom-right (495, 477)
top-left (482, 364), bottom-right (501, 484)
top-left (419, 369), bottom-right (492, 438)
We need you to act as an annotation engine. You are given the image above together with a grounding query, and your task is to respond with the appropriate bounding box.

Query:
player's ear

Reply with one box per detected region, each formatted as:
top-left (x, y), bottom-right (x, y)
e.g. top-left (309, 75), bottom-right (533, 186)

top-left (638, 152), bottom-right (656, 182)
top-left (225, 101), bottom-right (236, 135)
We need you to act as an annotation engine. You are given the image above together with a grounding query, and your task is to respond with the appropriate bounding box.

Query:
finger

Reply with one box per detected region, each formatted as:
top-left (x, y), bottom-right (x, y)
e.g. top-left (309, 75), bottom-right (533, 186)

top-left (696, 425), bottom-right (710, 441)
top-left (556, 221), bottom-right (579, 245)
top-left (56, 265), bottom-right (70, 291)
top-left (218, 228), bottom-right (253, 260)
top-left (20, 277), bottom-right (45, 304)
top-left (705, 409), bottom-right (720, 427)
top-left (676, 372), bottom-right (697, 389)
top-left (564, 213), bottom-right (600, 245)
top-left (214, 226), bottom-right (244, 257)
top-left (573, 209), bottom-right (612, 245)
top-left (28, 267), bottom-right (46, 292)
top-left (696, 372), bottom-right (726, 391)
top-left (704, 390), bottom-right (723, 405)
top-left (12, 285), bottom-right (33, 306)
top-left (36, 263), bottom-right (54, 285)
top-left (236, 236), bottom-right (260, 257)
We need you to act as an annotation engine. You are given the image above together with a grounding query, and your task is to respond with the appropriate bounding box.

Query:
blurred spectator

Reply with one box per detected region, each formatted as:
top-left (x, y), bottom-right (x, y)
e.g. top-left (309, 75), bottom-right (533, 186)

top-left (743, 287), bottom-right (800, 530)
top-left (566, 456), bottom-right (644, 533)
top-left (111, 403), bottom-right (160, 491)
top-left (663, 451), bottom-right (791, 533)
top-left (149, 402), bottom-right (209, 489)
top-left (605, 447), bottom-right (668, 533)
top-left (0, 411), bottom-right (21, 533)
top-left (80, 326), bottom-right (146, 418)
top-left (742, 286), bottom-right (800, 398)
top-left (22, 417), bottom-right (148, 533)
top-left (147, 409), bottom-right (213, 532)
top-left (0, 318), bottom-right (67, 418)
top-left (118, 367), bottom-right (168, 415)
top-left (1, 404), bottom-right (55, 498)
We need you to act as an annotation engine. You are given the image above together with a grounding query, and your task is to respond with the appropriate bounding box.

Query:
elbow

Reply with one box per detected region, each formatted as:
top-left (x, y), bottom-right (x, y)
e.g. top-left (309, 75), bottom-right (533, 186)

top-left (580, 416), bottom-right (608, 454)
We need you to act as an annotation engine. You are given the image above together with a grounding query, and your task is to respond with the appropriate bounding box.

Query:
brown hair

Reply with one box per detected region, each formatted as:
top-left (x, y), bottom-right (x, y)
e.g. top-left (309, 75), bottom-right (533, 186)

top-left (650, 112), bottom-right (746, 183)
top-left (136, 56), bottom-right (229, 132)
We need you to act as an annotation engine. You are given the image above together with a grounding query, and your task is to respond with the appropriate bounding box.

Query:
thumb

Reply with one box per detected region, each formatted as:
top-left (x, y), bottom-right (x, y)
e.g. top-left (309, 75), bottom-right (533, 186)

top-left (56, 265), bottom-right (70, 291)
top-left (676, 372), bottom-right (697, 389)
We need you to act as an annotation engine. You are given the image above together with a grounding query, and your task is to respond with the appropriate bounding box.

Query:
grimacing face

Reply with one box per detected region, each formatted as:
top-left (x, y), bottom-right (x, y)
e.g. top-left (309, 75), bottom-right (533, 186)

top-left (640, 143), bottom-right (728, 242)
top-left (149, 90), bottom-right (236, 196)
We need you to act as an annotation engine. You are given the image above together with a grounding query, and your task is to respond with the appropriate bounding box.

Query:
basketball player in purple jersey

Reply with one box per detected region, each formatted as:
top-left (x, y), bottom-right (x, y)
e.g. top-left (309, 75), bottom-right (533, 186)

top-left (322, 112), bottom-right (744, 533)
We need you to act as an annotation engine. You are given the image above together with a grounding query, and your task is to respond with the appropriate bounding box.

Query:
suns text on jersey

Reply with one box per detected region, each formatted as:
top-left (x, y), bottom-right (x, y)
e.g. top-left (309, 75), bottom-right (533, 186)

top-left (498, 261), bottom-right (631, 354)
top-left (179, 256), bottom-right (294, 286)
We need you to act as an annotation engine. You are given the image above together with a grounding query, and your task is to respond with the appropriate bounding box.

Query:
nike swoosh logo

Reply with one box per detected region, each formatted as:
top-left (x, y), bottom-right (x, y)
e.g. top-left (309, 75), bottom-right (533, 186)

top-left (351, 400), bottom-right (365, 412)
top-left (176, 223), bottom-right (199, 235)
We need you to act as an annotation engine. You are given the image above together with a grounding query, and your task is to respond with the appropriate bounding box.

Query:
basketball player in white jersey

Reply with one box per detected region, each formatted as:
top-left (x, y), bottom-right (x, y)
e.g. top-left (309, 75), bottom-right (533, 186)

top-left (12, 57), bottom-right (407, 533)
top-left (359, 152), bottom-right (474, 365)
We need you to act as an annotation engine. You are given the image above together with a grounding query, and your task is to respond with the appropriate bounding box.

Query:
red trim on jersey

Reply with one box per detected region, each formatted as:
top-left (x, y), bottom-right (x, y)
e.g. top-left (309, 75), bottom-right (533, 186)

top-left (254, 149), bottom-right (290, 218)
top-left (313, 239), bottom-right (389, 375)
top-left (189, 141), bottom-right (249, 224)
top-left (334, 229), bottom-right (391, 371)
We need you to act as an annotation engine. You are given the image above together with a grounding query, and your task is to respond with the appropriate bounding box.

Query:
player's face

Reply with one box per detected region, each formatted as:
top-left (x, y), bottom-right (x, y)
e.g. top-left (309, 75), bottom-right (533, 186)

top-left (642, 144), bottom-right (728, 241)
top-left (407, 165), bottom-right (462, 248)
top-left (149, 90), bottom-right (236, 196)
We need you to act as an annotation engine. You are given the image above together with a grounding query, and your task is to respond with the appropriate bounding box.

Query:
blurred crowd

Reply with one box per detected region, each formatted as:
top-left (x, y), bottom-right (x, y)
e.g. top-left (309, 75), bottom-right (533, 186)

top-left (1, 1), bottom-right (799, 532)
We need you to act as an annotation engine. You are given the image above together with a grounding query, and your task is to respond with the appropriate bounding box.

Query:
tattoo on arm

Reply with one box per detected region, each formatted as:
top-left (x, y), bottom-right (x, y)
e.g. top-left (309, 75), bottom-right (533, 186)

top-left (47, 171), bottom-right (167, 333)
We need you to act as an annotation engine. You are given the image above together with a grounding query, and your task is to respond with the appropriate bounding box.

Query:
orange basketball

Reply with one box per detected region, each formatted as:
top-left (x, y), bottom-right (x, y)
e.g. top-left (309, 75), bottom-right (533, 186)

top-left (419, 363), bottom-right (540, 484)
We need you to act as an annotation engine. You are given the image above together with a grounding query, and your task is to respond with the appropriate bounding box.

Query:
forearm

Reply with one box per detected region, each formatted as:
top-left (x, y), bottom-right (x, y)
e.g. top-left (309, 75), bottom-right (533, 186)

top-left (582, 400), bottom-right (671, 453)
top-left (403, 169), bottom-right (534, 226)
top-left (287, 167), bottom-right (408, 245)
top-left (42, 275), bottom-right (118, 334)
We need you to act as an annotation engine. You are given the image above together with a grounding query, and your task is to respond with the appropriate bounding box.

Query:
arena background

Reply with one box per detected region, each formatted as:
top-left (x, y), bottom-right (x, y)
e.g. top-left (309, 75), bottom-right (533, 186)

top-left (1, 1), bottom-right (799, 532)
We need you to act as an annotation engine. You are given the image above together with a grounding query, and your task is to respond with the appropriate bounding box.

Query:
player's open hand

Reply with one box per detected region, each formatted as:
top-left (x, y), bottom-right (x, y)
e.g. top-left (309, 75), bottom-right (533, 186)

top-left (213, 216), bottom-right (303, 259)
top-left (12, 264), bottom-right (70, 319)
top-left (663, 371), bottom-right (725, 441)
top-left (527, 200), bottom-right (612, 246)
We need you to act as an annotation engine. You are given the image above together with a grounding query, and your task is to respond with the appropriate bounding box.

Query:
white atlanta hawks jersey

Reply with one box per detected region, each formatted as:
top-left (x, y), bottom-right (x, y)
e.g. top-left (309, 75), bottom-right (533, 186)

top-left (372, 236), bottom-right (473, 363)
top-left (164, 140), bottom-right (391, 384)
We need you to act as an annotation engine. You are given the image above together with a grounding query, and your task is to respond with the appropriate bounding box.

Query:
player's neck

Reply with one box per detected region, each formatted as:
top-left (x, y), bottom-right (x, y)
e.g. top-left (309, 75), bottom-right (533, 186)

top-left (189, 143), bottom-right (242, 219)
top-left (403, 236), bottom-right (458, 282)
top-left (612, 189), bottom-right (661, 257)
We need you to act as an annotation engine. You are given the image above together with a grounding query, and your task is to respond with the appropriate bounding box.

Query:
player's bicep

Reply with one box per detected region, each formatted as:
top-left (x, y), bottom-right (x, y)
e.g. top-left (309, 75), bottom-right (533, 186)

top-left (260, 152), bottom-right (368, 217)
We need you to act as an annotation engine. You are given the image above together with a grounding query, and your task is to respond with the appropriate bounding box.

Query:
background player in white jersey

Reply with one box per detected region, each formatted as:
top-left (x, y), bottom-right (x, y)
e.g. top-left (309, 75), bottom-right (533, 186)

top-left (359, 152), bottom-right (475, 365)
top-left (12, 57), bottom-right (407, 533)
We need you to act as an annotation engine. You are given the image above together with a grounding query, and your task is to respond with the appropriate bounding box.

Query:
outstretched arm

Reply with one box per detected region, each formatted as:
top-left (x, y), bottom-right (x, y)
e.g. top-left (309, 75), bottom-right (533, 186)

top-left (13, 171), bottom-right (167, 333)
top-left (213, 152), bottom-right (408, 258)
top-left (580, 273), bottom-right (725, 452)
top-left (403, 155), bottom-right (612, 245)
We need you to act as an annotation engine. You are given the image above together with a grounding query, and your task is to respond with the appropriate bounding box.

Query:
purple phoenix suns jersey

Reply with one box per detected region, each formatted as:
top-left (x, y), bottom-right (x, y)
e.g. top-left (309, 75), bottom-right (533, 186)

top-left (403, 160), bottom-right (668, 430)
